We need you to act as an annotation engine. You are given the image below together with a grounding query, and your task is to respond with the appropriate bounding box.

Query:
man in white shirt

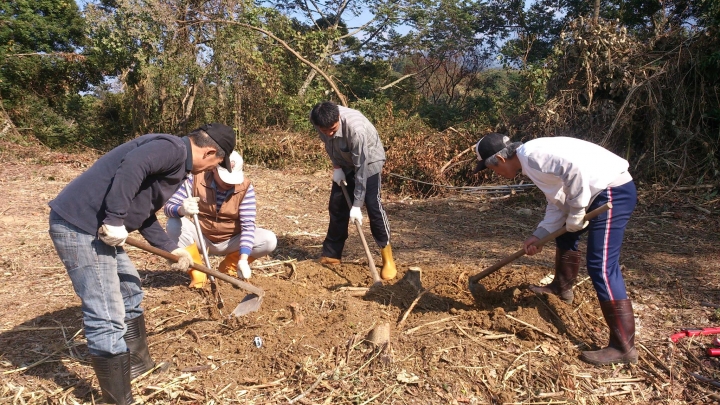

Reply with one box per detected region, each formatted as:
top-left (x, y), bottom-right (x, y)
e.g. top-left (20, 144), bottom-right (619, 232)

top-left (473, 133), bottom-right (638, 366)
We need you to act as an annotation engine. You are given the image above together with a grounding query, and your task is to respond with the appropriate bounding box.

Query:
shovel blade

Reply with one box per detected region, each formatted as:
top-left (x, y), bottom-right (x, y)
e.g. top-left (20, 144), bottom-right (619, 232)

top-left (231, 294), bottom-right (263, 317)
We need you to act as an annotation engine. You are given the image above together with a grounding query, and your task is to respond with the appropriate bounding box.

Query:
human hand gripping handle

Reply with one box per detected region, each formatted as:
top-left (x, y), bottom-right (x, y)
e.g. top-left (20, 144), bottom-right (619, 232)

top-left (468, 203), bottom-right (612, 286)
top-left (170, 247), bottom-right (193, 271)
top-left (339, 180), bottom-right (381, 284)
top-left (98, 224), bottom-right (128, 246)
top-left (332, 167), bottom-right (346, 185)
top-left (349, 206), bottom-right (363, 225)
top-left (178, 196), bottom-right (200, 217)
top-left (238, 259), bottom-right (252, 279)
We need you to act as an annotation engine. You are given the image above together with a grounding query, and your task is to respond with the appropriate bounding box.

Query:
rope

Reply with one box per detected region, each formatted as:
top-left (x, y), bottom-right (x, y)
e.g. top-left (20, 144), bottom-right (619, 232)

top-left (388, 173), bottom-right (535, 193)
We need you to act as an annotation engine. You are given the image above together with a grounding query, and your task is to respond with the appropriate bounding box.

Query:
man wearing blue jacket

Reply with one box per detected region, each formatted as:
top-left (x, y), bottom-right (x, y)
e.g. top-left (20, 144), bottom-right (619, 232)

top-left (48, 123), bottom-right (235, 405)
top-left (472, 133), bottom-right (637, 366)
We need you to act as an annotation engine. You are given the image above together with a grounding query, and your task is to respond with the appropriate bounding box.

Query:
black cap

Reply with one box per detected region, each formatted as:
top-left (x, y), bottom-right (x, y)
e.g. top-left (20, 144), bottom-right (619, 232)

top-left (197, 123), bottom-right (236, 170)
top-left (472, 132), bottom-right (512, 173)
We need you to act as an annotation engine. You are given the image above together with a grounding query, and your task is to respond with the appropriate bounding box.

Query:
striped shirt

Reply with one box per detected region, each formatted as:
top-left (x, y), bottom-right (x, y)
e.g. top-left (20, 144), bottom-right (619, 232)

top-left (164, 175), bottom-right (257, 255)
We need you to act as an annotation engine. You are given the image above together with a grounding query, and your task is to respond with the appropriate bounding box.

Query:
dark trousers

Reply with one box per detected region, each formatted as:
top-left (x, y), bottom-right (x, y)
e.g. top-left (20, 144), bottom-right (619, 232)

top-left (555, 181), bottom-right (637, 302)
top-left (322, 172), bottom-right (390, 259)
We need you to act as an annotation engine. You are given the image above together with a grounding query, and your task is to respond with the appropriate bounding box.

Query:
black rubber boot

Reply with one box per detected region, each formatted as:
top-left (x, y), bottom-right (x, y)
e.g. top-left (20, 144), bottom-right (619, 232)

top-left (90, 352), bottom-right (133, 405)
top-left (124, 314), bottom-right (155, 380)
top-left (580, 299), bottom-right (638, 365)
top-left (528, 248), bottom-right (580, 303)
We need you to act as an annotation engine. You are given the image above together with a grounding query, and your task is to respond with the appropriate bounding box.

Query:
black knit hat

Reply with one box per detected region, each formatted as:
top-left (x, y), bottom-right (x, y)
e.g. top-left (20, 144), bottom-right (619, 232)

top-left (197, 123), bottom-right (235, 170)
top-left (472, 132), bottom-right (512, 173)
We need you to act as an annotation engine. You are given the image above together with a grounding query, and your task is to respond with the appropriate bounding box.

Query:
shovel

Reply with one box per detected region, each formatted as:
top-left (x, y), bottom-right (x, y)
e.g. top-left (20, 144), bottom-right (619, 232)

top-left (468, 202), bottom-right (612, 296)
top-left (340, 180), bottom-right (382, 286)
top-left (125, 237), bottom-right (265, 316)
top-left (185, 183), bottom-right (223, 309)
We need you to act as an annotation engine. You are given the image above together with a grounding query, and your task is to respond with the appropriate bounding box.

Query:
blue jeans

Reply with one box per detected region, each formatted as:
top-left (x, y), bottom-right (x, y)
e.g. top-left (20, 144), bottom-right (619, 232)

top-left (49, 210), bottom-right (144, 356)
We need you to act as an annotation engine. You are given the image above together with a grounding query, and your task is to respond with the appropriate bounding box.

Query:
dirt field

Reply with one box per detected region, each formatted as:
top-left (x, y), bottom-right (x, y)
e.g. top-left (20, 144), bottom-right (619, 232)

top-left (1, 142), bottom-right (720, 404)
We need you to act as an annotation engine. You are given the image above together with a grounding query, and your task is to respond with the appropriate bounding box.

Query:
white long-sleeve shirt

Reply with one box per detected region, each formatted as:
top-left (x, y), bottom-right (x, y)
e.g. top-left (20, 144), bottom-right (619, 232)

top-left (517, 137), bottom-right (633, 238)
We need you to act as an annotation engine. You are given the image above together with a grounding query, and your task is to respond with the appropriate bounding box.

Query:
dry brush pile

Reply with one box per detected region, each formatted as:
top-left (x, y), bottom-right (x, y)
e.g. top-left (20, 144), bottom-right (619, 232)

top-left (523, 17), bottom-right (720, 187)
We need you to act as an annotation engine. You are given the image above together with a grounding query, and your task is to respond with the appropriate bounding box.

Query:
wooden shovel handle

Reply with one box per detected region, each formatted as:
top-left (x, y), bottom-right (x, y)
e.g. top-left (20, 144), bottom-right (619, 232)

top-left (340, 181), bottom-right (382, 284)
top-left (125, 237), bottom-right (264, 297)
top-left (468, 202), bottom-right (612, 285)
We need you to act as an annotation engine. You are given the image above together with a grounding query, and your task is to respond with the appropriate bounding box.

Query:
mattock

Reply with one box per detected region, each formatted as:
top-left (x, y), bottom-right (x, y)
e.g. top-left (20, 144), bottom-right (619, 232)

top-left (340, 180), bottom-right (382, 286)
top-left (125, 237), bottom-right (265, 316)
top-left (468, 202), bottom-right (613, 298)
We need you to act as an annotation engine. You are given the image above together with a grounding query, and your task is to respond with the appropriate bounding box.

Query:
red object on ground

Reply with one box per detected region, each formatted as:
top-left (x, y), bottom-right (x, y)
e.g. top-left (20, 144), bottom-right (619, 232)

top-left (707, 348), bottom-right (720, 357)
top-left (670, 327), bottom-right (720, 343)
top-left (713, 337), bottom-right (720, 347)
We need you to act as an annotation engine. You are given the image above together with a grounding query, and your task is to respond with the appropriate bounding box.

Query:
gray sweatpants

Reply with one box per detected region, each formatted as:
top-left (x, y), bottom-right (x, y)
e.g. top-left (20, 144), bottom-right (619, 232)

top-left (166, 217), bottom-right (277, 258)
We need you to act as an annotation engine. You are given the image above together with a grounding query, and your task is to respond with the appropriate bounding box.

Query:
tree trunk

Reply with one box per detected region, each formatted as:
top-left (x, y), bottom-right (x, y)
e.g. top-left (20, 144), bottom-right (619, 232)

top-left (179, 83), bottom-right (197, 134)
top-left (593, 0), bottom-right (600, 25)
top-left (297, 37), bottom-right (336, 98)
top-left (297, 69), bottom-right (318, 98)
top-left (234, 88), bottom-right (242, 153)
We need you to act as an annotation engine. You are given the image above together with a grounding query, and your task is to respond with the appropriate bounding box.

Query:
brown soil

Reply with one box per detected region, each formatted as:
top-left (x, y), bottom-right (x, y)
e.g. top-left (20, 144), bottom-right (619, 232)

top-left (1, 141), bottom-right (720, 404)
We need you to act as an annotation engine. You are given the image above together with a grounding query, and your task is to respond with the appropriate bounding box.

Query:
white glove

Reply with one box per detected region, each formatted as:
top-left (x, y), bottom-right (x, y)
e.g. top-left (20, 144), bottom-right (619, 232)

top-left (98, 224), bottom-right (128, 246)
top-left (332, 168), bottom-right (346, 185)
top-left (178, 197), bottom-right (200, 217)
top-left (170, 247), bottom-right (193, 271)
top-left (238, 259), bottom-right (252, 279)
top-left (349, 206), bottom-right (363, 225)
top-left (566, 208), bottom-right (589, 232)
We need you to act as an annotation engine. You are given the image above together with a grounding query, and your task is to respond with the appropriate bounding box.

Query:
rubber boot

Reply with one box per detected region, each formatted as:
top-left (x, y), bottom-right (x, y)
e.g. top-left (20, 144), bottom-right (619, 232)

top-left (124, 314), bottom-right (155, 380)
top-left (528, 248), bottom-right (580, 303)
top-left (219, 251), bottom-right (240, 276)
top-left (319, 256), bottom-right (341, 265)
top-left (183, 243), bottom-right (206, 288)
top-left (580, 299), bottom-right (638, 366)
top-left (219, 251), bottom-right (255, 278)
top-left (90, 352), bottom-right (133, 405)
top-left (380, 244), bottom-right (397, 280)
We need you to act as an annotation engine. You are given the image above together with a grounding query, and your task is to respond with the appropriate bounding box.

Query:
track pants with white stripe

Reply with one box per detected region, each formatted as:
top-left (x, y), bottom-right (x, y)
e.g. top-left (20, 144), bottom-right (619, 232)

top-left (555, 180), bottom-right (637, 302)
top-left (322, 172), bottom-right (390, 259)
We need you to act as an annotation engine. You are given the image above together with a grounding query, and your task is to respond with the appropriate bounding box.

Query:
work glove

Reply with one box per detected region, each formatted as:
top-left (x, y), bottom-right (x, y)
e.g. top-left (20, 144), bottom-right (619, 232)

top-left (238, 259), bottom-right (252, 279)
top-left (566, 208), bottom-right (589, 233)
top-left (349, 206), bottom-right (363, 226)
top-left (178, 196), bottom-right (200, 217)
top-left (170, 247), bottom-right (194, 271)
top-left (98, 224), bottom-right (128, 246)
top-left (332, 168), bottom-right (346, 186)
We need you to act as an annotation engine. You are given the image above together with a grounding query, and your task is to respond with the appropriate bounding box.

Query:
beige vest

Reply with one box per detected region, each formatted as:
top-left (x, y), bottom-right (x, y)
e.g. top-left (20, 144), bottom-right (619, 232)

top-left (193, 172), bottom-right (251, 243)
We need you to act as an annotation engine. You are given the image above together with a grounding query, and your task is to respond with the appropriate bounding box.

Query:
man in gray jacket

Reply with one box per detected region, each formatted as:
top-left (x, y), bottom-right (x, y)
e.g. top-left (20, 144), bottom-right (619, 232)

top-left (310, 101), bottom-right (396, 280)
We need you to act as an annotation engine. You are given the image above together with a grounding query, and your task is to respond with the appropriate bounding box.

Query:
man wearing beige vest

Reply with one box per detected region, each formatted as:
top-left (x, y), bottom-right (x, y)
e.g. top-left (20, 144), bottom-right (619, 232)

top-left (163, 151), bottom-right (277, 287)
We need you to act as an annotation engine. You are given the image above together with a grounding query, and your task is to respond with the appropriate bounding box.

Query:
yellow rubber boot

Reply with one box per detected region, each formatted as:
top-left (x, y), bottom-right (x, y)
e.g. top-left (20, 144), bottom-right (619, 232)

top-left (219, 252), bottom-right (257, 277)
top-left (218, 251), bottom-right (240, 277)
top-left (184, 243), bottom-right (207, 288)
top-left (380, 244), bottom-right (397, 280)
